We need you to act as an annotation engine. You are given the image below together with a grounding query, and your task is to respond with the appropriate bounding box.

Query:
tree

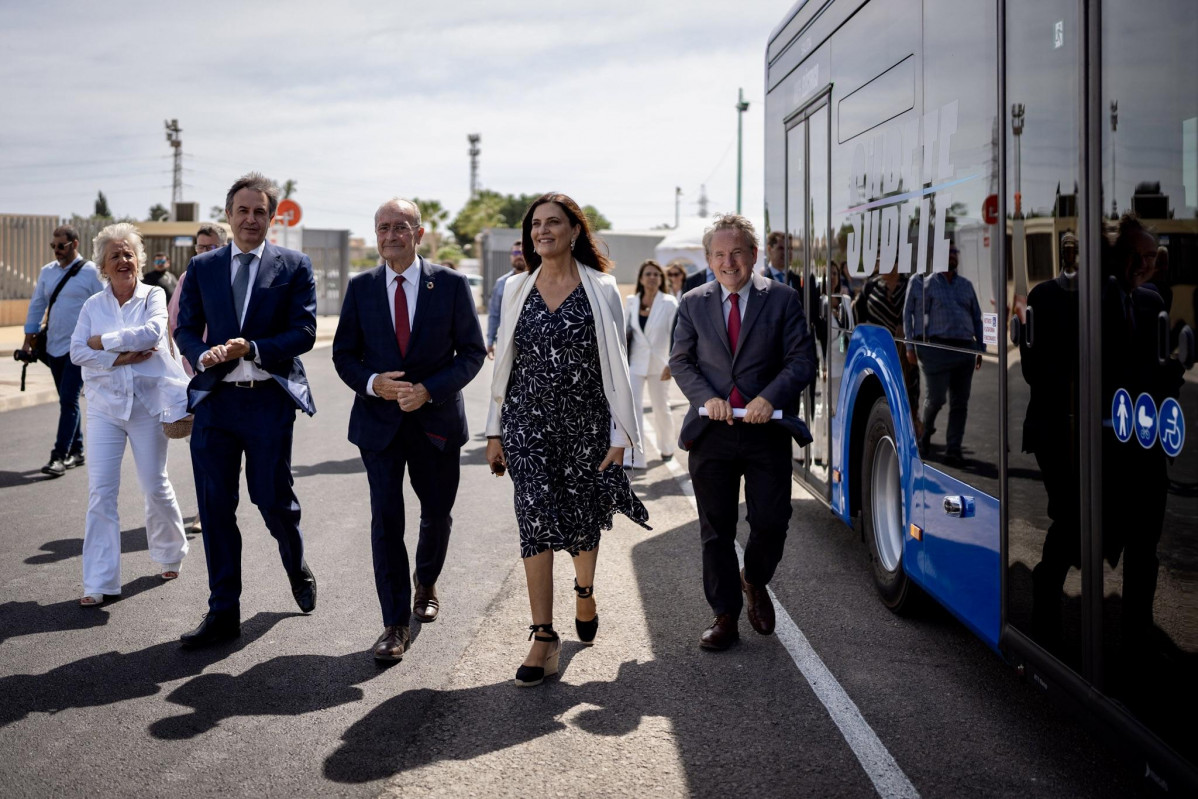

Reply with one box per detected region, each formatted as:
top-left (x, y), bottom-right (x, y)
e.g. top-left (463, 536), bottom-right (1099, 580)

top-left (412, 197), bottom-right (449, 234)
top-left (210, 205), bottom-right (228, 223)
top-left (94, 191), bottom-right (112, 219)
top-left (449, 190), bottom-right (508, 247)
top-left (280, 179), bottom-right (297, 200)
top-left (148, 203), bottom-right (170, 221)
top-left (582, 205), bottom-right (611, 231)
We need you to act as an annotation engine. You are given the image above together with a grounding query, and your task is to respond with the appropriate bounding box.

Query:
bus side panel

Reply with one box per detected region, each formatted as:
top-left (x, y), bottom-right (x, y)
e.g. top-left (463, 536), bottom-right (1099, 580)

top-left (911, 468), bottom-right (1001, 650)
top-left (839, 325), bottom-right (1001, 650)
top-left (835, 325), bottom-right (921, 525)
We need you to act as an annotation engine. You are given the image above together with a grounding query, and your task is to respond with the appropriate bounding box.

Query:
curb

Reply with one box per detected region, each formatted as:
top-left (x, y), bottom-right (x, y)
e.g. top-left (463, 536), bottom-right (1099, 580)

top-left (0, 388), bottom-right (60, 413)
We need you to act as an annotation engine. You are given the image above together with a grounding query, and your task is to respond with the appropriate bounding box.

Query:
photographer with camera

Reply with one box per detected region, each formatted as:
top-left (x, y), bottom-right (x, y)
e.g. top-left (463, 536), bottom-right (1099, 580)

top-left (21, 225), bottom-right (103, 477)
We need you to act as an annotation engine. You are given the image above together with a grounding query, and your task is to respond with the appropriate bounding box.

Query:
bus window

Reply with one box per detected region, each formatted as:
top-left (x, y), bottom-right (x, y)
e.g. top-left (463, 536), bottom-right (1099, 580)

top-left (1098, 0), bottom-right (1198, 766)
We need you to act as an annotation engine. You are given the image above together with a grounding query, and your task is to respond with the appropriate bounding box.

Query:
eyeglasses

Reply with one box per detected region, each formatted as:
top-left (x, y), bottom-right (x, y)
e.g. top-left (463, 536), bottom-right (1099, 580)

top-left (50, 241), bottom-right (72, 251)
top-left (376, 223), bottom-right (420, 236)
top-left (153, 258), bottom-right (166, 265)
top-left (195, 244), bottom-right (219, 253)
top-left (510, 250), bottom-right (524, 257)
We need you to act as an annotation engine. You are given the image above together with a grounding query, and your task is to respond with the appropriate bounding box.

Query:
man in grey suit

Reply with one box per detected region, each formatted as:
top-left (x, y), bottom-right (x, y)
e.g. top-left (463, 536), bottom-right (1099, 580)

top-left (669, 214), bottom-right (816, 651)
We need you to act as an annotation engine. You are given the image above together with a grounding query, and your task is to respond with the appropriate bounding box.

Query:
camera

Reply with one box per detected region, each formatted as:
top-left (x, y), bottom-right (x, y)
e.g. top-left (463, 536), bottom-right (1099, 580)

top-left (13, 349), bottom-right (37, 364)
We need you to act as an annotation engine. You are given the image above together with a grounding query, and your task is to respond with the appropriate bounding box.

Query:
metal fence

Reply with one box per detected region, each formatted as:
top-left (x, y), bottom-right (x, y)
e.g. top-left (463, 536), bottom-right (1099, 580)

top-left (0, 215), bottom-right (107, 325)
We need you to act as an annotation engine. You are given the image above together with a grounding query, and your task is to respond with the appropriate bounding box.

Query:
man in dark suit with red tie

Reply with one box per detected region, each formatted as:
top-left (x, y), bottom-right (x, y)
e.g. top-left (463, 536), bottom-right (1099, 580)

top-left (174, 172), bottom-right (319, 648)
top-left (669, 214), bottom-right (816, 651)
top-left (332, 199), bottom-right (486, 661)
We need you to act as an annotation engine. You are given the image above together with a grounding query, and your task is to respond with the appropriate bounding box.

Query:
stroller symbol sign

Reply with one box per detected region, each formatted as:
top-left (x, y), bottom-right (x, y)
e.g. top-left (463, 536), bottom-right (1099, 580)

top-left (1159, 397), bottom-right (1185, 457)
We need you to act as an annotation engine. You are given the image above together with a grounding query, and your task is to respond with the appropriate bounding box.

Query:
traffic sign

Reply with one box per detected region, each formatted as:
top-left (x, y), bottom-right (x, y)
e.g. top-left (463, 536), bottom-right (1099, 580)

top-left (275, 198), bottom-right (302, 227)
top-left (982, 194), bottom-right (998, 226)
top-left (1112, 388), bottom-right (1132, 443)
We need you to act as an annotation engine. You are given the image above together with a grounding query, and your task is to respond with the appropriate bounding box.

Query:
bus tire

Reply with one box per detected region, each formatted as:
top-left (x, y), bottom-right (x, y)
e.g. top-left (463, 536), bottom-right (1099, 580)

top-left (860, 396), bottom-right (916, 613)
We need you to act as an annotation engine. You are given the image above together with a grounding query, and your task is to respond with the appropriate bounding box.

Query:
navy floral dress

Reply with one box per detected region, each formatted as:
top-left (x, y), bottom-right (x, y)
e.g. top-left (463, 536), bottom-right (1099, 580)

top-left (502, 284), bottom-right (650, 558)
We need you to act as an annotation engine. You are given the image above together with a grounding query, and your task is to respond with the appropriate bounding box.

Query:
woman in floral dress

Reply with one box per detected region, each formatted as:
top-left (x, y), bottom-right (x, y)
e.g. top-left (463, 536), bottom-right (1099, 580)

top-left (486, 193), bottom-right (649, 687)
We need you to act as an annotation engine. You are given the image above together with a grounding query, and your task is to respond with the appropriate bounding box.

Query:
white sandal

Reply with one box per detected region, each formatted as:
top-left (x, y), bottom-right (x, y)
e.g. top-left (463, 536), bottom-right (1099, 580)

top-left (79, 593), bottom-right (104, 607)
top-left (160, 562), bottom-right (181, 581)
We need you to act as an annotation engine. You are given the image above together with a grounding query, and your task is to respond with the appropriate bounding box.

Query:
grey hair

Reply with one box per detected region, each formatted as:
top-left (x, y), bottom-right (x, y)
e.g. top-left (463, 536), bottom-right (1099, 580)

top-left (196, 223), bottom-right (228, 244)
top-left (225, 172), bottom-right (280, 218)
top-left (703, 213), bottom-right (760, 255)
top-left (375, 198), bottom-right (422, 229)
top-left (92, 222), bottom-right (146, 282)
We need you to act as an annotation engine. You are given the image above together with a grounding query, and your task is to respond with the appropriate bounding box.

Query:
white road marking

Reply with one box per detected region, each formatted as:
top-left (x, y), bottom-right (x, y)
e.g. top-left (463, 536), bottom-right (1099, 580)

top-left (646, 413), bottom-right (920, 799)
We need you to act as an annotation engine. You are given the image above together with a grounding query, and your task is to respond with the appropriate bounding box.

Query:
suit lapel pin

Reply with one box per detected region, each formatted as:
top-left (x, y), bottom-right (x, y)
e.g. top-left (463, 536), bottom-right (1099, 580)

top-left (426, 281), bottom-right (434, 290)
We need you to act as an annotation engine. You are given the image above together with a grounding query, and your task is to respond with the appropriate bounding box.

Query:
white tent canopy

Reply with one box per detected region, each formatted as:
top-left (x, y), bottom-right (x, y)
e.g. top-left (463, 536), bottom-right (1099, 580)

top-left (653, 216), bottom-right (767, 276)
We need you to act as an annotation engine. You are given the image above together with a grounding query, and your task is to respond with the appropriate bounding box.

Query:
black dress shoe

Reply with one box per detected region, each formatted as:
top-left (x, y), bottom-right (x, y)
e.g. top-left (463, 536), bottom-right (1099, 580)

top-left (63, 452), bottom-right (85, 469)
top-left (289, 564), bottom-right (317, 613)
top-left (741, 569), bottom-right (776, 635)
top-left (373, 625), bottom-right (410, 661)
top-left (180, 611), bottom-right (240, 649)
top-left (413, 580), bottom-right (439, 623)
top-left (41, 457), bottom-right (66, 478)
top-left (699, 613), bottom-right (739, 650)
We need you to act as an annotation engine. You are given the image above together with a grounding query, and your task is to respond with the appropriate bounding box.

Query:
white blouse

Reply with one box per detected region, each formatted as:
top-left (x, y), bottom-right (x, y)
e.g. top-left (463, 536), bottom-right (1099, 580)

top-left (70, 282), bottom-right (190, 422)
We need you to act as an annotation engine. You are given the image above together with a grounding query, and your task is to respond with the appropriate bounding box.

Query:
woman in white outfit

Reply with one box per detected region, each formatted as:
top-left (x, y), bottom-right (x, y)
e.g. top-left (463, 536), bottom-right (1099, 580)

top-left (623, 259), bottom-right (678, 468)
top-left (70, 223), bottom-right (191, 606)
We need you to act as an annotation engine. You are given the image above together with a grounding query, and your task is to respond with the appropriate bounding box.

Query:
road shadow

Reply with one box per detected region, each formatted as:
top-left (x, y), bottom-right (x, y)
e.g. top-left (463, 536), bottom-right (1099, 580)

top-left (292, 458), bottom-right (365, 478)
top-left (0, 469), bottom-right (52, 489)
top-left (0, 574), bottom-right (169, 645)
top-left (150, 650), bottom-right (388, 740)
top-left (0, 612), bottom-right (290, 728)
top-left (322, 656), bottom-right (667, 784)
top-left (25, 526), bottom-right (199, 565)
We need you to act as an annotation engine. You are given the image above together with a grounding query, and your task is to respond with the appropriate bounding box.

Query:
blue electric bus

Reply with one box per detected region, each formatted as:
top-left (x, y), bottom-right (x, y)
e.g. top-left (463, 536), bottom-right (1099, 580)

top-left (765, 0), bottom-right (1197, 790)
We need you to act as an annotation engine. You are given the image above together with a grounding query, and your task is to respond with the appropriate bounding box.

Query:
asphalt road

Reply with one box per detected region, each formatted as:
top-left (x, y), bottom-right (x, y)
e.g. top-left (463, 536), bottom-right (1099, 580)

top-left (0, 336), bottom-right (1153, 797)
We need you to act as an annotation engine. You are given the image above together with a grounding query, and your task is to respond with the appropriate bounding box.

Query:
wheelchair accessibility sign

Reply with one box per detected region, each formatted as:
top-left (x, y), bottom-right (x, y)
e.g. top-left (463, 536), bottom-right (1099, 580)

top-left (1159, 397), bottom-right (1185, 457)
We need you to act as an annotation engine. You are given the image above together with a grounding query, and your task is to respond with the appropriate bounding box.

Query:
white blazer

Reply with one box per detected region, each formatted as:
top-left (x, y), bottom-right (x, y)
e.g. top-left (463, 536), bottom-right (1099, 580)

top-left (70, 282), bottom-right (190, 422)
top-left (624, 292), bottom-right (678, 377)
top-left (486, 262), bottom-right (640, 449)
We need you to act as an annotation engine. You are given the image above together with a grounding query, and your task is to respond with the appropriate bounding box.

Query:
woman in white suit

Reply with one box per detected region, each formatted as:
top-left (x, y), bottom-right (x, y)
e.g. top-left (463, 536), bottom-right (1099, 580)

top-left (70, 223), bottom-right (191, 606)
top-left (623, 260), bottom-right (678, 468)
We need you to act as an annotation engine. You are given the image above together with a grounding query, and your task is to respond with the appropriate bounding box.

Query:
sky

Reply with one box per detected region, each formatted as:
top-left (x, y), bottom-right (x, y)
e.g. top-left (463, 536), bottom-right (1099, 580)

top-left (0, 0), bottom-right (797, 239)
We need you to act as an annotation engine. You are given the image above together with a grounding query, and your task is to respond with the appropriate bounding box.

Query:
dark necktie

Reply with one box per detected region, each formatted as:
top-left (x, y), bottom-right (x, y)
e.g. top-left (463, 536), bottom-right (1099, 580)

top-left (728, 293), bottom-right (746, 408)
top-left (232, 252), bottom-right (254, 326)
top-left (395, 276), bottom-right (411, 356)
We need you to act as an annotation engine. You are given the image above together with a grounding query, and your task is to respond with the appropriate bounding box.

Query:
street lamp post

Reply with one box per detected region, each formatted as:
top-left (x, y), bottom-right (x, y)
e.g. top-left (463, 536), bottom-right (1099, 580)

top-left (736, 88), bottom-right (750, 214)
top-left (674, 186), bottom-right (682, 228)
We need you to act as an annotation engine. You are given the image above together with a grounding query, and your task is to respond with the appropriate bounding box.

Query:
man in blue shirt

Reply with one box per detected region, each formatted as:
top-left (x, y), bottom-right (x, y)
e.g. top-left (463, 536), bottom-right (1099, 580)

top-left (21, 225), bottom-right (104, 477)
top-left (903, 245), bottom-right (984, 466)
top-left (485, 240), bottom-right (526, 358)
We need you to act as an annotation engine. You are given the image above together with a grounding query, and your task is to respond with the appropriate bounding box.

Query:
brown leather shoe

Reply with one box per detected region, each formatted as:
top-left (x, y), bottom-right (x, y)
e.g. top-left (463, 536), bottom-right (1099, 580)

top-left (413, 580), bottom-right (439, 623)
top-left (699, 613), bottom-right (740, 650)
top-left (372, 625), bottom-right (410, 661)
top-left (741, 569), bottom-right (775, 635)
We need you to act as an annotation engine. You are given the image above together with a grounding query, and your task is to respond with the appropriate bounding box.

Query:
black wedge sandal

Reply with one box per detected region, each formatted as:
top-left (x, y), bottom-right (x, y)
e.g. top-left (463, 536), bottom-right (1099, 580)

top-left (574, 579), bottom-right (598, 645)
top-left (514, 624), bottom-right (561, 687)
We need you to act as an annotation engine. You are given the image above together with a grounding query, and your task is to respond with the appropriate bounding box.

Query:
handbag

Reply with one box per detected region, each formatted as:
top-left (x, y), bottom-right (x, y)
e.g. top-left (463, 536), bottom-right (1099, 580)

top-left (161, 332), bottom-right (193, 439)
top-left (33, 258), bottom-right (86, 364)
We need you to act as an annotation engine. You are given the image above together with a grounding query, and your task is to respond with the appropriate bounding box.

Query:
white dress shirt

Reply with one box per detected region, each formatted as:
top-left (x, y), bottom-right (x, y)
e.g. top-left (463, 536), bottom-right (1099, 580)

top-left (198, 241), bottom-right (272, 382)
top-left (720, 281), bottom-right (752, 329)
top-left (365, 259), bottom-right (421, 397)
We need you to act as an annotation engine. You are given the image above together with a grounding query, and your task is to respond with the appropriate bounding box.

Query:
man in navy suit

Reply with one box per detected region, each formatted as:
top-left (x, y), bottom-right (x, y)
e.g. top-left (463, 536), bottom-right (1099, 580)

top-left (332, 198), bottom-right (486, 661)
top-left (670, 214), bottom-right (816, 651)
top-left (174, 172), bottom-right (319, 648)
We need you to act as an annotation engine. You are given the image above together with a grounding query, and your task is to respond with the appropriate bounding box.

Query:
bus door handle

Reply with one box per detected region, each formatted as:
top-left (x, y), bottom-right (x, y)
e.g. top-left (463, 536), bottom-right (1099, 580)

top-left (943, 495), bottom-right (975, 518)
top-left (1157, 311), bottom-right (1170, 365)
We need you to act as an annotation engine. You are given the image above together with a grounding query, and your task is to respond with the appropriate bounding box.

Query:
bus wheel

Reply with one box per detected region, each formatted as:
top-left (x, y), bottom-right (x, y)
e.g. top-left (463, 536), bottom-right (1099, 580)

top-left (861, 396), bottom-right (915, 612)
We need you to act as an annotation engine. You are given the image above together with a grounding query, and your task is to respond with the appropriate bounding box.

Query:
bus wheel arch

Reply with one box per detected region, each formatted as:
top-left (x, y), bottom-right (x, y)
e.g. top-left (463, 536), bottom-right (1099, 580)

top-left (860, 394), bottom-right (918, 613)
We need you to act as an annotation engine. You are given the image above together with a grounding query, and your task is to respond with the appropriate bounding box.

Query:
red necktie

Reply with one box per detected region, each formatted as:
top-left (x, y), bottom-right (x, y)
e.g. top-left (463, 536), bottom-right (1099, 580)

top-left (395, 277), bottom-right (410, 357)
top-left (728, 293), bottom-right (746, 408)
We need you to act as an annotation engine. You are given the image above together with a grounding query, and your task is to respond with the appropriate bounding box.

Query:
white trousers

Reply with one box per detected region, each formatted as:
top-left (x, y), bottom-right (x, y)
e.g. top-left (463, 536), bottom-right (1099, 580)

top-left (82, 396), bottom-right (188, 596)
top-left (625, 372), bottom-right (676, 466)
